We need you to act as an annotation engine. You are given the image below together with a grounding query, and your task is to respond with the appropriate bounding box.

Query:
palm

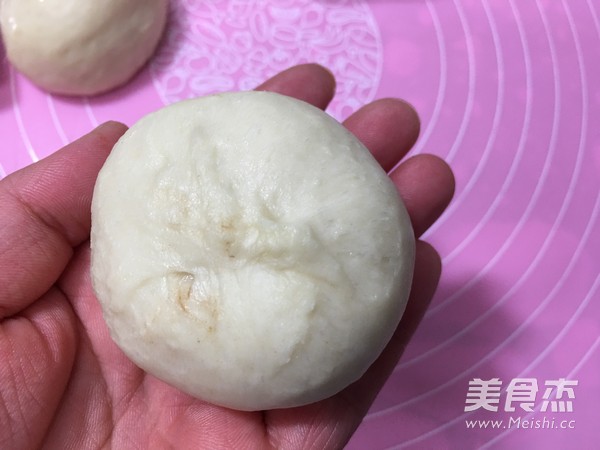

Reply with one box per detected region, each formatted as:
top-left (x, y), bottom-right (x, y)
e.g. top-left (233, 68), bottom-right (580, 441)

top-left (0, 65), bottom-right (454, 449)
top-left (46, 248), bottom-right (268, 448)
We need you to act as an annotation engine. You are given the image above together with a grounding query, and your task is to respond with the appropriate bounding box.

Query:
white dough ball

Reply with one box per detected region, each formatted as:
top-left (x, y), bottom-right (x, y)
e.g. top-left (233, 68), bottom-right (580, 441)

top-left (0, 0), bottom-right (168, 96)
top-left (91, 91), bottom-right (415, 411)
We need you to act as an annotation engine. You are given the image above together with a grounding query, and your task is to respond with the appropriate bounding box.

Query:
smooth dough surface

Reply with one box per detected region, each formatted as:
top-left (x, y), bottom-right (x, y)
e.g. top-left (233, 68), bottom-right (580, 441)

top-left (91, 91), bottom-right (415, 410)
top-left (0, 0), bottom-right (168, 96)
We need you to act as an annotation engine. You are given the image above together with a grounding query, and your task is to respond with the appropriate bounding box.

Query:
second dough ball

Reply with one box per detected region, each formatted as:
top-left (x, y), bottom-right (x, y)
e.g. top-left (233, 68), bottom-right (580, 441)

top-left (0, 0), bottom-right (169, 96)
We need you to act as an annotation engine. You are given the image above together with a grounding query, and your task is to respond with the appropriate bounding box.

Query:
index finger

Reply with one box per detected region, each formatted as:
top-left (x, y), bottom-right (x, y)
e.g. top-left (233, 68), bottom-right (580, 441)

top-left (255, 63), bottom-right (336, 110)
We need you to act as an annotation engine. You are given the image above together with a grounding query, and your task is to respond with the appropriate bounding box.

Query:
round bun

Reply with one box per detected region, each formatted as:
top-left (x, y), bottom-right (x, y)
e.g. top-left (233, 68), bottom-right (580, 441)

top-left (0, 0), bottom-right (168, 96)
top-left (91, 91), bottom-right (415, 410)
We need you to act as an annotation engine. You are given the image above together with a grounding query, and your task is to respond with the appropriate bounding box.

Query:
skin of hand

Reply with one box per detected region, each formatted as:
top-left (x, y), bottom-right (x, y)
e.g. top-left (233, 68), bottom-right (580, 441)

top-left (0, 64), bottom-right (454, 450)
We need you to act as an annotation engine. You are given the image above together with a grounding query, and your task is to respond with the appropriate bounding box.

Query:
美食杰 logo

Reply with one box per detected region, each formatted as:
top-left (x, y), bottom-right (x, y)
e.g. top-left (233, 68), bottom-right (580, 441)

top-left (463, 378), bottom-right (578, 431)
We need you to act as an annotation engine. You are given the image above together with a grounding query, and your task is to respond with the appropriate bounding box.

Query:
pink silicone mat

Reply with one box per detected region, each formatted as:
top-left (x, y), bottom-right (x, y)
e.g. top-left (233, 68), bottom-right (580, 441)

top-left (1, 1), bottom-right (599, 448)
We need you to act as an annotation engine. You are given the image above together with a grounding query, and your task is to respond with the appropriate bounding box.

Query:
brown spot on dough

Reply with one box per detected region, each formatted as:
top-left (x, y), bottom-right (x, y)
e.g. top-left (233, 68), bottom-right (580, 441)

top-left (167, 272), bottom-right (219, 333)
top-left (167, 271), bottom-right (195, 312)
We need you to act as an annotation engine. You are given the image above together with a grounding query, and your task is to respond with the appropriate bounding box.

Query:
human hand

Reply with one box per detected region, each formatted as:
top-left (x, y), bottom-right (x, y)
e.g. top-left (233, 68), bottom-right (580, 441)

top-left (0, 64), bottom-right (454, 449)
